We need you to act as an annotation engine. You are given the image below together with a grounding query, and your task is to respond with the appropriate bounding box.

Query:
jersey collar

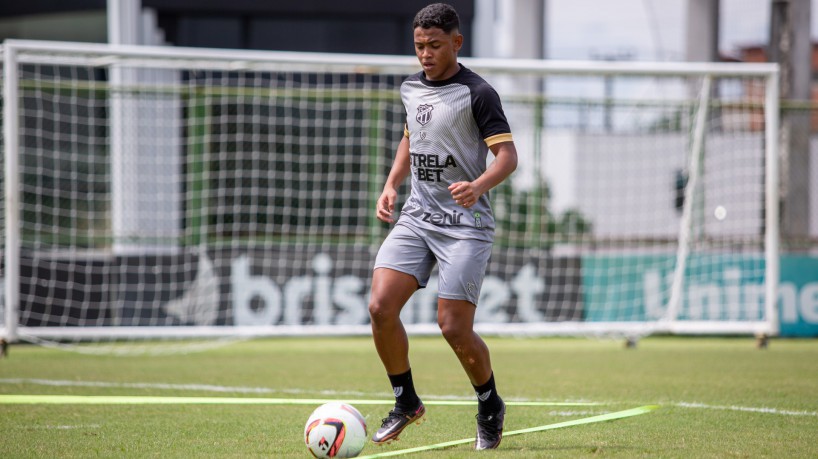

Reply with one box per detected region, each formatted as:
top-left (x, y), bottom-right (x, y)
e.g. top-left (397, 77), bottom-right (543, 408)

top-left (420, 63), bottom-right (466, 87)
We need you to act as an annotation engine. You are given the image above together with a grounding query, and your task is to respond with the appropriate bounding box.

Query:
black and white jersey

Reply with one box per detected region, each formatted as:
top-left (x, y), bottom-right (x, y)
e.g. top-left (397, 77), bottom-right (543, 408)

top-left (398, 64), bottom-right (513, 242)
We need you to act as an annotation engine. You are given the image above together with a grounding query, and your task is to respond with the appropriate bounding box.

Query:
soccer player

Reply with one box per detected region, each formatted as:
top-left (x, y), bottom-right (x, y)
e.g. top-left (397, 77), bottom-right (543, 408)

top-left (368, 2), bottom-right (519, 451)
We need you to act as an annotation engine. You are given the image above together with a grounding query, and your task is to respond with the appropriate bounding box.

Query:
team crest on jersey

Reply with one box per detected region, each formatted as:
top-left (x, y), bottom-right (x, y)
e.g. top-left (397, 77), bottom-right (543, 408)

top-left (416, 104), bottom-right (434, 126)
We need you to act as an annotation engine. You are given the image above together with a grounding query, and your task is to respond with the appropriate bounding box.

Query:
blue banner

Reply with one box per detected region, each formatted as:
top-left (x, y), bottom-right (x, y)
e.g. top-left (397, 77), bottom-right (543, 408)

top-left (582, 254), bottom-right (818, 337)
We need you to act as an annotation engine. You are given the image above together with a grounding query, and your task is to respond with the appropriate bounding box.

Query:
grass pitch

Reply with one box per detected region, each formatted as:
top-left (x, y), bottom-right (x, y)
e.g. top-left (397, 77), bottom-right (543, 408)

top-left (1, 336), bottom-right (816, 458)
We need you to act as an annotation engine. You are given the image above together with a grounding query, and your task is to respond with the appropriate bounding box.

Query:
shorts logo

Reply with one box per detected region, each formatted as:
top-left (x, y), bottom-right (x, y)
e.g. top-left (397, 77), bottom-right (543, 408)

top-left (416, 104), bottom-right (434, 126)
top-left (467, 282), bottom-right (476, 294)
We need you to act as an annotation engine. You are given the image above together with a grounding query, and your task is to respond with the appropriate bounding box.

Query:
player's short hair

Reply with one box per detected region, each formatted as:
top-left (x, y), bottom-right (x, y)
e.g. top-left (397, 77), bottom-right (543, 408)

top-left (413, 3), bottom-right (460, 34)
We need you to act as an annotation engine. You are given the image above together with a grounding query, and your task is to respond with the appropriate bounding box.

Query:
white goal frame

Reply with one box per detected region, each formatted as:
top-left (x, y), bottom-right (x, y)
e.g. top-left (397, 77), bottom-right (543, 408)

top-left (2, 40), bottom-right (780, 344)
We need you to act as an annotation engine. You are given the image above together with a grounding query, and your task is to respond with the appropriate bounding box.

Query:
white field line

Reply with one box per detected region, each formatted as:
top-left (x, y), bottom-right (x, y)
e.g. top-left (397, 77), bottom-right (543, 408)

top-left (0, 377), bottom-right (377, 397)
top-left (5, 379), bottom-right (814, 417)
top-left (0, 378), bottom-right (592, 405)
top-left (675, 401), bottom-right (818, 417)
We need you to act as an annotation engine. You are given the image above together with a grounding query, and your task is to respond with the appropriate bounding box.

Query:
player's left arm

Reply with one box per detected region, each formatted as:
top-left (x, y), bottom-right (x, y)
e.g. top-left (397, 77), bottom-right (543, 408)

top-left (449, 141), bottom-right (518, 208)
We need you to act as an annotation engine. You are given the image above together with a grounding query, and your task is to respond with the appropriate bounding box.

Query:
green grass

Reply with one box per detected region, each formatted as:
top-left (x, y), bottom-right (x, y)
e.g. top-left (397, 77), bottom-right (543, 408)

top-left (1, 336), bottom-right (817, 458)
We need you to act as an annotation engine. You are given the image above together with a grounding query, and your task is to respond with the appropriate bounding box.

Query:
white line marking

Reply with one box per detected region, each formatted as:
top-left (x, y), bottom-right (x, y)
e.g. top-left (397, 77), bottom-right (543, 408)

top-left (675, 402), bottom-right (818, 417)
top-left (0, 378), bottom-right (371, 396)
top-left (0, 378), bottom-right (593, 405)
top-left (542, 410), bottom-right (601, 417)
top-left (11, 379), bottom-right (812, 417)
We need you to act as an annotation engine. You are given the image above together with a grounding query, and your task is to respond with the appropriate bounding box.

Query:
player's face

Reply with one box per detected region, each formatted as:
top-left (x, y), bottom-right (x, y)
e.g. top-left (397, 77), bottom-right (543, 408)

top-left (413, 26), bottom-right (463, 81)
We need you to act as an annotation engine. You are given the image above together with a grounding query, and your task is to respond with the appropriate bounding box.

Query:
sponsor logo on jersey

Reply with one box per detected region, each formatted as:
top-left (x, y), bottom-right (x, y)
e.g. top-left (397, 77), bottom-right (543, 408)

top-left (416, 104), bottom-right (434, 125)
top-left (410, 153), bottom-right (457, 183)
top-left (422, 209), bottom-right (463, 226)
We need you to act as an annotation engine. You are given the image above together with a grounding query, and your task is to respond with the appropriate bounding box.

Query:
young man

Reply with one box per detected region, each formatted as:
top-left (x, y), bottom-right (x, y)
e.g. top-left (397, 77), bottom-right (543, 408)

top-left (368, 3), bottom-right (518, 451)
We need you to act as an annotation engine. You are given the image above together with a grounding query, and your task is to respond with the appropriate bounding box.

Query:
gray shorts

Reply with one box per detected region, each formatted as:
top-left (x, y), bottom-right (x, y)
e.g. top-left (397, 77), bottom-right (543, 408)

top-left (374, 222), bottom-right (492, 305)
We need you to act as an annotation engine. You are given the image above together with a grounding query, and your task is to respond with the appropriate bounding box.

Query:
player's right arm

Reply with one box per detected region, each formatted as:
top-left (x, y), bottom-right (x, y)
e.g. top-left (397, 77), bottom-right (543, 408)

top-left (376, 134), bottom-right (412, 224)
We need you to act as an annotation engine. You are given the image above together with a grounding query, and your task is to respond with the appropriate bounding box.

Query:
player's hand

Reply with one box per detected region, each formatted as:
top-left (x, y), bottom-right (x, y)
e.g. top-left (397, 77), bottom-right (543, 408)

top-left (376, 188), bottom-right (398, 223)
top-left (449, 181), bottom-right (480, 208)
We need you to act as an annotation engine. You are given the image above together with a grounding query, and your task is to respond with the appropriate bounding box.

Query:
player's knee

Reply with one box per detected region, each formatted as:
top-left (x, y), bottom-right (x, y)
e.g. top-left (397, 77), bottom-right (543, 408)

top-left (438, 317), bottom-right (467, 344)
top-left (368, 297), bottom-right (398, 324)
top-left (368, 299), bottom-right (384, 321)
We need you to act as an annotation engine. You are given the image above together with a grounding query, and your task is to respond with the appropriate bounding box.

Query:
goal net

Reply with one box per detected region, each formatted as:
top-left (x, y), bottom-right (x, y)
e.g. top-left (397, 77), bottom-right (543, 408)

top-left (1, 40), bottom-right (779, 352)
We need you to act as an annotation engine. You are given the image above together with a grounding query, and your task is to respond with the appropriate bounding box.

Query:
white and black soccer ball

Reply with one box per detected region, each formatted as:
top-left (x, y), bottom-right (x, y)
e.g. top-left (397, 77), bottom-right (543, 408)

top-left (304, 402), bottom-right (367, 458)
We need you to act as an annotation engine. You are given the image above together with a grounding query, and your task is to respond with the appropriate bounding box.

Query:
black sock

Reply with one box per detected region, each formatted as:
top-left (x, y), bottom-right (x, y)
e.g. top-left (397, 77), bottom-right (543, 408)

top-left (388, 369), bottom-right (420, 412)
top-left (473, 372), bottom-right (502, 415)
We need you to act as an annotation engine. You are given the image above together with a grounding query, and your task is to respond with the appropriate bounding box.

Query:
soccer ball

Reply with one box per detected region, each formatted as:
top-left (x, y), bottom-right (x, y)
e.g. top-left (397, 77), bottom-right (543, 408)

top-left (304, 402), bottom-right (367, 458)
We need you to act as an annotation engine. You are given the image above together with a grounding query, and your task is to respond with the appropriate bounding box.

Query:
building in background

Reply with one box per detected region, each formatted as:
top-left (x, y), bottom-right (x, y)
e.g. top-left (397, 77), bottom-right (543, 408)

top-left (729, 42), bottom-right (818, 132)
top-left (0, 0), bottom-right (473, 55)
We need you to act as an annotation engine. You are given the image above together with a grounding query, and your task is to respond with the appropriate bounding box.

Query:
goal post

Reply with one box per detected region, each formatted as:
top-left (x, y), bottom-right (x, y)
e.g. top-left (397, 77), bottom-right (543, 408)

top-left (0, 39), bottom-right (779, 352)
